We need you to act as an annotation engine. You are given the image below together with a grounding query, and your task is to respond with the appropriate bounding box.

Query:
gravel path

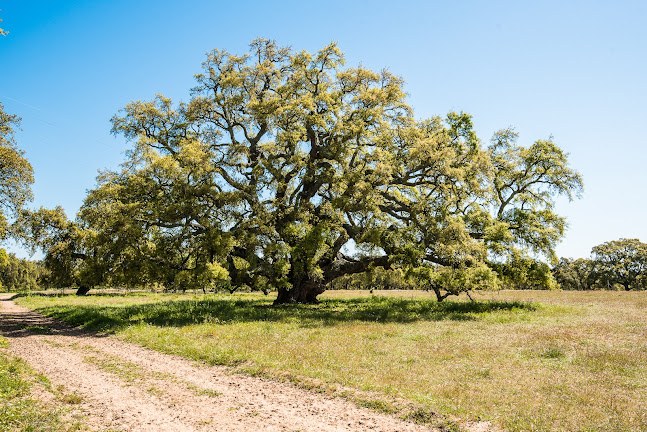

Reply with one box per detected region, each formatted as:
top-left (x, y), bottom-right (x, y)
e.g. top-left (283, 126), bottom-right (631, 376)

top-left (0, 293), bottom-right (440, 432)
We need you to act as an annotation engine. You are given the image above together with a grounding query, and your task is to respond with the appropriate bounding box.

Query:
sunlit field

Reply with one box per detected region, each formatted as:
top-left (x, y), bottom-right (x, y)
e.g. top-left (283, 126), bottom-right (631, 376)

top-left (18, 290), bottom-right (647, 432)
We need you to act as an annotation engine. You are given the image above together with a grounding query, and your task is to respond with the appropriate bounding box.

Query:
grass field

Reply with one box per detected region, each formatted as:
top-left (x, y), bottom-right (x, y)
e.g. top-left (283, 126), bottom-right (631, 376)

top-left (17, 290), bottom-right (647, 432)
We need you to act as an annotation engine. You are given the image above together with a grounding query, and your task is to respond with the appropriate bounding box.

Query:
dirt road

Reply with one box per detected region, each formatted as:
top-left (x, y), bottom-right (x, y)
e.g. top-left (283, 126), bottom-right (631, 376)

top-left (0, 294), bottom-right (439, 432)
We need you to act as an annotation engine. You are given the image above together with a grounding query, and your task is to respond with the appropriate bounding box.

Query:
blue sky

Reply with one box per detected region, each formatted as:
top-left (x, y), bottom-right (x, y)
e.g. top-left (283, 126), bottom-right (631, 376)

top-left (1, 0), bottom-right (645, 259)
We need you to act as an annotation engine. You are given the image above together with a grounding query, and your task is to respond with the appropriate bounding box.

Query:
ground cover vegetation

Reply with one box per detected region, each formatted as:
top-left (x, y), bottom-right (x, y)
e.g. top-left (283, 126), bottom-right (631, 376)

top-left (17, 290), bottom-right (647, 432)
top-left (21, 39), bottom-right (583, 303)
top-left (0, 336), bottom-right (82, 431)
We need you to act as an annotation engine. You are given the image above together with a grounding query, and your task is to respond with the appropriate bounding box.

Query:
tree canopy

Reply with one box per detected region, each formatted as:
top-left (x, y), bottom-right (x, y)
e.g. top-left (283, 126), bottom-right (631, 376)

top-left (31, 40), bottom-right (583, 302)
top-left (0, 9), bottom-right (7, 36)
top-left (0, 102), bottom-right (34, 240)
top-left (552, 238), bottom-right (647, 291)
top-left (552, 257), bottom-right (598, 291)
top-left (592, 238), bottom-right (647, 290)
top-left (0, 249), bottom-right (45, 292)
top-left (0, 101), bottom-right (38, 291)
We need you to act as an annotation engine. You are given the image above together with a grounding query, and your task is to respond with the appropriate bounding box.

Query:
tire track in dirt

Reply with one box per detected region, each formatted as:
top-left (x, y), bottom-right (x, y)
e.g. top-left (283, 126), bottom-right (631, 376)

top-left (0, 294), bottom-right (439, 432)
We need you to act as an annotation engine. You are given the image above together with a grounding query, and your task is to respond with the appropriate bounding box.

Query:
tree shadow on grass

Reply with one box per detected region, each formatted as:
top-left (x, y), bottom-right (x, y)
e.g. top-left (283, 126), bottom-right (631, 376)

top-left (26, 295), bottom-right (537, 334)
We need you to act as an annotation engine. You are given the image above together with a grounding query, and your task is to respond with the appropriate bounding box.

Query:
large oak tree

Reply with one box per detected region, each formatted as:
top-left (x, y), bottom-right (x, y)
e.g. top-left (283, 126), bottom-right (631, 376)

top-left (37, 40), bottom-right (582, 302)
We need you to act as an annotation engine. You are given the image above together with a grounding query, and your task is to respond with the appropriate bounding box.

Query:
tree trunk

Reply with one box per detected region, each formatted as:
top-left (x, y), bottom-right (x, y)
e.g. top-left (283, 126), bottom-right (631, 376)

top-left (75, 285), bottom-right (91, 296)
top-left (273, 278), bottom-right (326, 305)
top-left (432, 286), bottom-right (451, 302)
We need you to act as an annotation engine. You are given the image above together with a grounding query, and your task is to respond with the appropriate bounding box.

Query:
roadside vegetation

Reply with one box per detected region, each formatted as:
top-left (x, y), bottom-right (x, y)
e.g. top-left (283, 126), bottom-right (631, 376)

top-left (0, 336), bottom-right (83, 432)
top-left (17, 290), bottom-right (647, 432)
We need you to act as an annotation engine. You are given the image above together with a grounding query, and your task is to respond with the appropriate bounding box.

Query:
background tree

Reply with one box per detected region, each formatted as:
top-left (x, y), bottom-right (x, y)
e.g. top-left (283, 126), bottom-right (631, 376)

top-left (0, 249), bottom-right (43, 292)
top-left (0, 102), bottom-right (38, 293)
top-left (103, 40), bottom-right (582, 303)
top-left (552, 257), bottom-right (598, 290)
top-left (591, 238), bottom-right (647, 290)
top-left (19, 207), bottom-right (97, 293)
top-left (0, 102), bottom-right (34, 240)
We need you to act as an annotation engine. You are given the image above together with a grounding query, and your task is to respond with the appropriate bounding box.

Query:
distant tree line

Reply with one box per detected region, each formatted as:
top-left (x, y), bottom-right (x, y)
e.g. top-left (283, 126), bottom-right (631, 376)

top-left (553, 238), bottom-right (647, 291)
top-left (1, 237), bottom-right (644, 294)
top-left (330, 239), bottom-right (647, 293)
top-left (0, 250), bottom-right (48, 292)
top-left (328, 256), bottom-right (556, 294)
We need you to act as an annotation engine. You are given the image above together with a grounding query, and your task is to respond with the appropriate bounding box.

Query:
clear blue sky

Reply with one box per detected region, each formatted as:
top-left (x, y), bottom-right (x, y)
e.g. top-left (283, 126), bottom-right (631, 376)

top-left (1, 0), bottom-right (645, 260)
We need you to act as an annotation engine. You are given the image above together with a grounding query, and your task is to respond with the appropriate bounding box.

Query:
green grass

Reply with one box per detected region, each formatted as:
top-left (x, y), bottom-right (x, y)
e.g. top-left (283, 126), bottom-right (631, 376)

top-left (17, 290), bottom-right (647, 432)
top-left (19, 325), bottom-right (53, 335)
top-left (0, 336), bottom-right (83, 432)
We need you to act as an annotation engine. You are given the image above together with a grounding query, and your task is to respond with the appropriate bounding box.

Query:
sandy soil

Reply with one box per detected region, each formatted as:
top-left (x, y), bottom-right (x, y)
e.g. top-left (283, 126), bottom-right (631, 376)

top-left (0, 293), bottom-right (451, 432)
